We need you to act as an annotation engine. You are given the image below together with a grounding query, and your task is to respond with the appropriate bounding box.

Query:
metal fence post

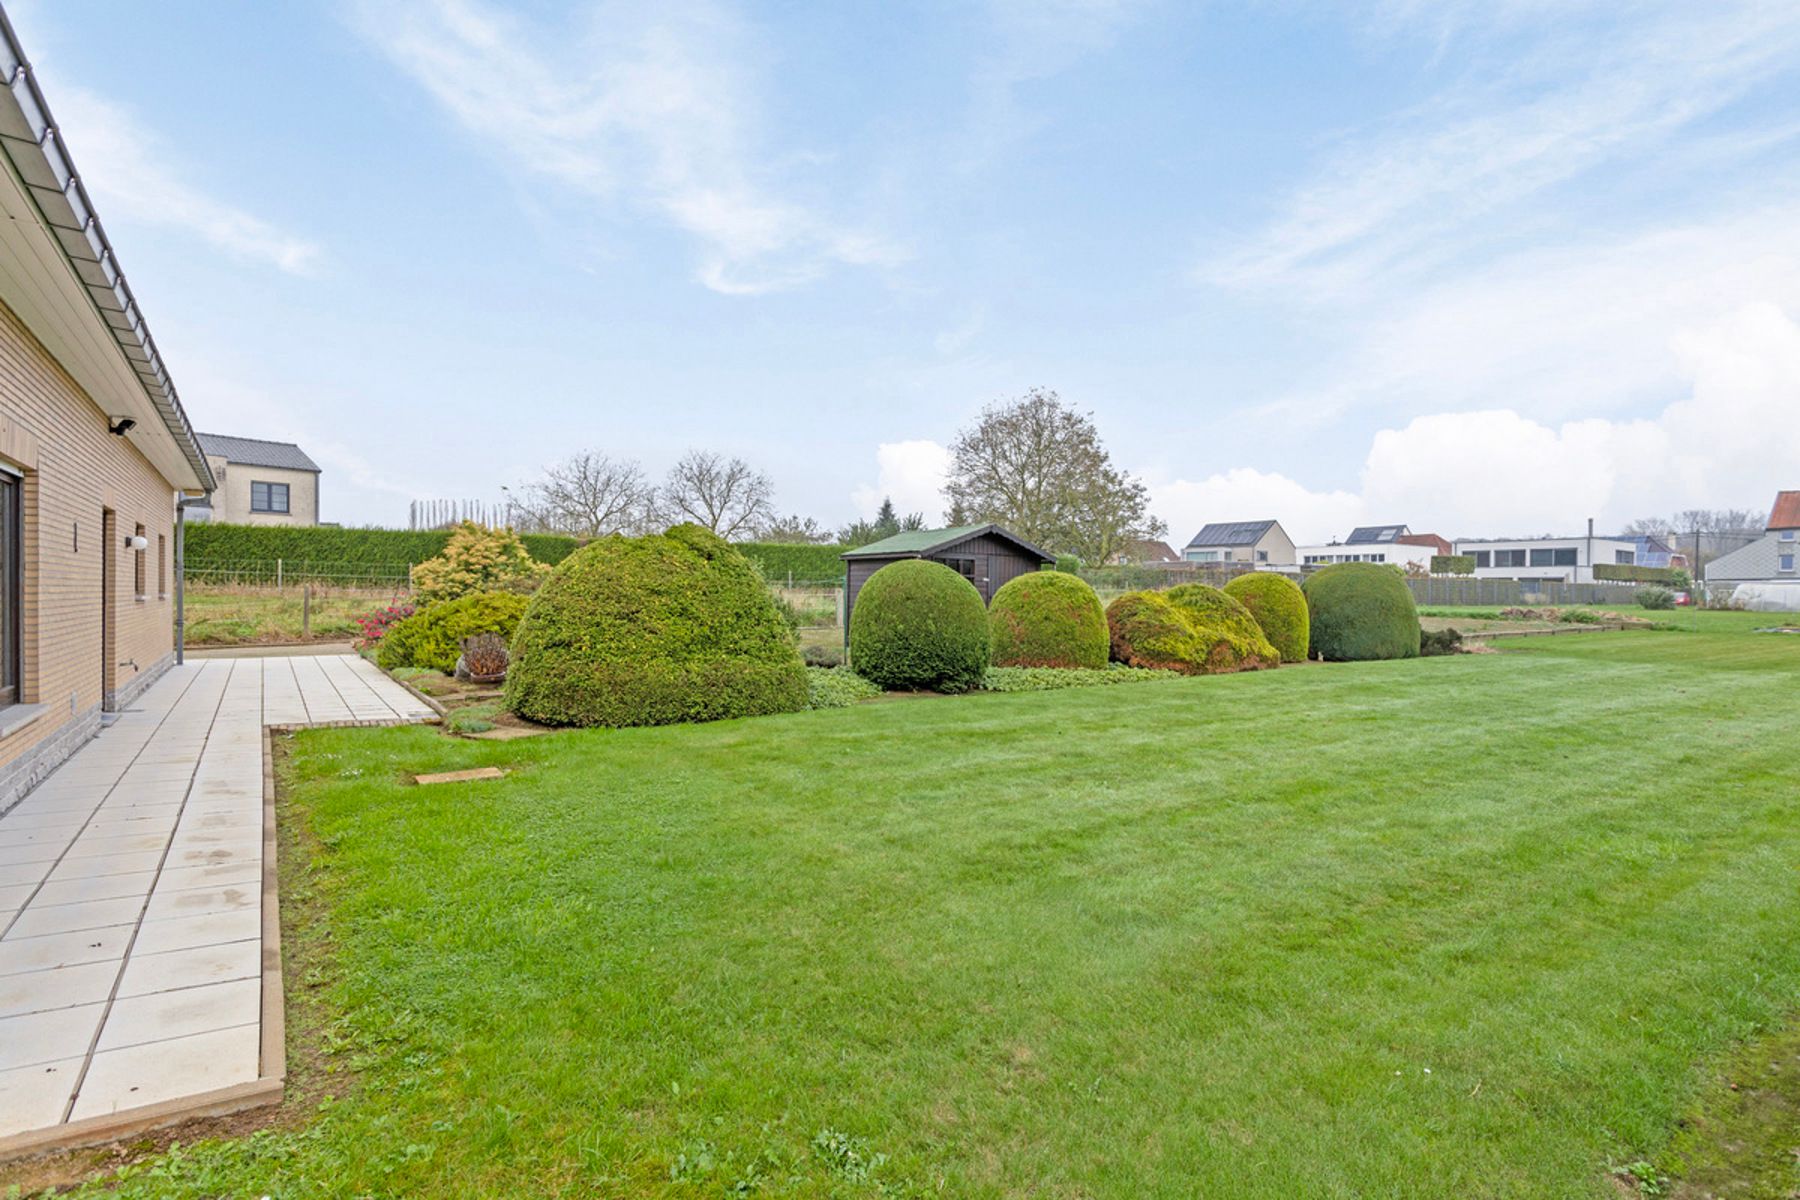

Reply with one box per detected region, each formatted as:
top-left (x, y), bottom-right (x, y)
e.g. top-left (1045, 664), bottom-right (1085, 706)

top-left (276, 557), bottom-right (283, 592)
top-left (303, 585), bottom-right (311, 640)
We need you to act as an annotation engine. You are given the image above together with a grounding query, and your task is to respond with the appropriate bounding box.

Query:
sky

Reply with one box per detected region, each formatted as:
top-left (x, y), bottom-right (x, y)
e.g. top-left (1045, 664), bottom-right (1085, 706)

top-left (10, 0), bottom-right (1800, 543)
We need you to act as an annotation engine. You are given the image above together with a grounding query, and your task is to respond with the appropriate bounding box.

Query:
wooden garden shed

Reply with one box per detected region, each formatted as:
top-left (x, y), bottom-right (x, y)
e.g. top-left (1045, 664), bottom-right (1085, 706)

top-left (842, 524), bottom-right (1055, 617)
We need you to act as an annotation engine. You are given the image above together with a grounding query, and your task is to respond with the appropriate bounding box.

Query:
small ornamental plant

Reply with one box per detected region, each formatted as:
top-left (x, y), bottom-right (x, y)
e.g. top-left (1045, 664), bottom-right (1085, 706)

top-left (353, 602), bottom-right (415, 648)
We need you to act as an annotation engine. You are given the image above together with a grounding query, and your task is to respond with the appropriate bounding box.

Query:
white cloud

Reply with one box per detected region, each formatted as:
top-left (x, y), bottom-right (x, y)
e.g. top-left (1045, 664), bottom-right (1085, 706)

top-left (850, 440), bottom-right (951, 523)
top-left (358, 0), bottom-right (903, 295)
top-left (52, 90), bottom-right (320, 275)
top-left (1153, 304), bottom-right (1800, 541)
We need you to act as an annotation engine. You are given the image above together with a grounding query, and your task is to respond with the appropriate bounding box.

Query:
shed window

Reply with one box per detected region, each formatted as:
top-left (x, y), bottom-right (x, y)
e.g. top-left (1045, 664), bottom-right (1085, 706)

top-left (0, 471), bottom-right (19, 705)
top-left (251, 481), bottom-right (289, 513)
top-left (936, 556), bottom-right (977, 584)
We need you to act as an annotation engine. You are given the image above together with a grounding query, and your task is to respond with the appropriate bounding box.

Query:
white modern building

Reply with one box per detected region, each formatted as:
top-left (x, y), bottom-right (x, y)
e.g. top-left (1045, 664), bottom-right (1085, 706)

top-left (1452, 532), bottom-right (1642, 584)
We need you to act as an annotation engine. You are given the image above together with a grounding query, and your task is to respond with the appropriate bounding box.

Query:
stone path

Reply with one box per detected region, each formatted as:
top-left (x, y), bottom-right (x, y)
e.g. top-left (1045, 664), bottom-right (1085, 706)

top-left (0, 655), bottom-right (434, 1149)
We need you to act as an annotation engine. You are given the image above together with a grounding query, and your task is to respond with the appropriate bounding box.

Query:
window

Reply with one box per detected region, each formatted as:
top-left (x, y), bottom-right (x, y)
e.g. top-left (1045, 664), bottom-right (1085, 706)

top-left (1256, 549), bottom-right (1268, 563)
top-left (1469, 550), bottom-right (1491, 568)
top-left (0, 471), bottom-right (18, 705)
top-left (157, 534), bottom-right (167, 597)
top-left (250, 481), bottom-right (290, 513)
top-left (1555, 548), bottom-right (1578, 566)
top-left (1494, 549), bottom-right (1527, 568)
top-left (1781, 529), bottom-right (1796, 542)
top-left (1188, 550), bottom-right (1219, 563)
top-left (1615, 550), bottom-right (1636, 565)
top-left (1529, 548), bottom-right (1553, 567)
top-left (1781, 554), bottom-right (1796, 574)
top-left (935, 556), bottom-right (977, 584)
top-left (133, 523), bottom-right (146, 598)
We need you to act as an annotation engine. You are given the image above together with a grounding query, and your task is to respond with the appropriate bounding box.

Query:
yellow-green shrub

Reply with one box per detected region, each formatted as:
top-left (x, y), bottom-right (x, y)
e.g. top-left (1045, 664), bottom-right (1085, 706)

top-left (1223, 572), bottom-right (1310, 663)
top-left (411, 522), bottom-right (550, 606)
top-left (376, 591), bottom-right (530, 674)
top-left (1106, 585), bottom-right (1279, 674)
top-left (988, 571), bottom-right (1108, 669)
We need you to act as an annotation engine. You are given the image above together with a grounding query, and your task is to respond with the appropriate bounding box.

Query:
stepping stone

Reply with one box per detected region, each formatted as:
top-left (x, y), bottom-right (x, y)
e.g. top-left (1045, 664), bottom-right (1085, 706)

top-left (413, 767), bottom-right (507, 785)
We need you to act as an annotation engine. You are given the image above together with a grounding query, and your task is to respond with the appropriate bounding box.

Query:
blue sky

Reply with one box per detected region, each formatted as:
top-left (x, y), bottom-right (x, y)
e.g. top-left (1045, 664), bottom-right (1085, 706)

top-left (12, 0), bottom-right (1800, 541)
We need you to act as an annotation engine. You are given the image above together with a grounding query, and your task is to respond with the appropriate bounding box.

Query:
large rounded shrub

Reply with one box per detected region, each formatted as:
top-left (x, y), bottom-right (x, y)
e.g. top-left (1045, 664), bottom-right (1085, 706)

top-left (1302, 562), bottom-right (1421, 661)
top-left (850, 560), bottom-right (990, 692)
top-left (377, 591), bottom-right (531, 673)
top-left (1106, 584), bottom-right (1279, 674)
top-left (1223, 572), bottom-right (1310, 663)
top-left (503, 524), bottom-right (807, 727)
top-left (988, 570), bottom-right (1108, 669)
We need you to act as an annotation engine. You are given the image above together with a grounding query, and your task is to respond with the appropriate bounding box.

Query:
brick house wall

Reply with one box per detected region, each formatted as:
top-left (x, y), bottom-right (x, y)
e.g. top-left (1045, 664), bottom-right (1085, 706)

top-left (0, 297), bottom-right (181, 809)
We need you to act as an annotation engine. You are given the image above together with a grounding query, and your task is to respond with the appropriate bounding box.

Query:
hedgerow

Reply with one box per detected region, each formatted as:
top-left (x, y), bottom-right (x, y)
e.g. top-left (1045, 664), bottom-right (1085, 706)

top-left (735, 542), bottom-right (851, 583)
top-left (849, 560), bottom-right (989, 692)
top-left (1106, 585), bottom-right (1280, 674)
top-left (988, 571), bottom-right (1109, 669)
top-left (1431, 555), bottom-right (1475, 576)
top-left (182, 522), bottom-right (579, 575)
top-left (505, 525), bottom-right (807, 728)
top-left (1594, 563), bottom-right (1680, 584)
top-left (376, 591), bottom-right (530, 674)
top-left (1303, 563), bottom-right (1421, 661)
top-left (1222, 572), bottom-right (1310, 663)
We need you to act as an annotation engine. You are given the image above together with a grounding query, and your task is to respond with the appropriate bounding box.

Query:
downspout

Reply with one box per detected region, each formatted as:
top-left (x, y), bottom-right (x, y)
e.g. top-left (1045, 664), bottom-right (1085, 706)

top-left (174, 495), bottom-right (203, 664)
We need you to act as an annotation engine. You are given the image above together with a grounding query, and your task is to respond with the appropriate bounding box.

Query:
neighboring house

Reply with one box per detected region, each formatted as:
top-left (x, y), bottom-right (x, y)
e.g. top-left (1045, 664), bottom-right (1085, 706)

top-left (1397, 532), bottom-right (1454, 557)
top-left (1452, 533), bottom-right (1642, 584)
top-left (1182, 520), bottom-right (1296, 566)
top-left (0, 22), bottom-right (214, 808)
top-left (1295, 539), bottom-right (1437, 571)
top-left (842, 524), bottom-right (1054, 616)
top-left (188, 432), bottom-right (320, 525)
top-left (1704, 490), bottom-right (1799, 588)
top-left (1618, 534), bottom-right (1687, 570)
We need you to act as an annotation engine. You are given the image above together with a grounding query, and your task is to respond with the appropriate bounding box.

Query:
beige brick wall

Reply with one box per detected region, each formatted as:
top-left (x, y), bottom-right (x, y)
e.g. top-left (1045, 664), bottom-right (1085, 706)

top-left (0, 297), bottom-right (180, 778)
top-left (204, 456), bottom-right (317, 525)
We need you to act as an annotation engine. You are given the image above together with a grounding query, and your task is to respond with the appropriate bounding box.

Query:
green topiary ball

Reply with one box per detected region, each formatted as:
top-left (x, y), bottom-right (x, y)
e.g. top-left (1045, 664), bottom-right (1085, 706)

top-left (376, 590), bottom-right (531, 673)
top-left (1106, 584), bottom-right (1280, 674)
top-left (1223, 572), bottom-right (1310, 663)
top-left (988, 570), bottom-right (1108, 669)
top-left (850, 560), bottom-right (990, 692)
top-left (1302, 562), bottom-right (1421, 661)
top-left (503, 524), bottom-right (807, 727)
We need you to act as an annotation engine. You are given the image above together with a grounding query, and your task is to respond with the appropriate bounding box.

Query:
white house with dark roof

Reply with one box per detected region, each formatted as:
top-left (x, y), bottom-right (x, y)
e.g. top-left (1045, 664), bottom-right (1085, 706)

top-left (189, 433), bottom-right (320, 525)
top-left (1182, 520), bottom-right (1296, 566)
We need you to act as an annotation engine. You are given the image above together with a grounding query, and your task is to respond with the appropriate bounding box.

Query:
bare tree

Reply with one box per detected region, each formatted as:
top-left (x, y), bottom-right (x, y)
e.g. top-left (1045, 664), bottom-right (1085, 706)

top-left (516, 452), bottom-right (655, 538)
top-left (942, 388), bottom-right (1165, 563)
top-left (756, 513), bottom-right (832, 544)
top-left (661, 450), bottom-right (776, 539)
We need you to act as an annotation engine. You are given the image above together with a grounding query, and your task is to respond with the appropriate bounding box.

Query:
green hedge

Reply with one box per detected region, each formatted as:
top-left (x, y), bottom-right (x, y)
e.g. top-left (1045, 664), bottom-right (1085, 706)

top-left (504, 526), bottom-right (807, 728)
top-left (1593, 563), bottom-right (1679, 584)
top-left (988, 571), bottom-right (1109, 669)
top-left (849, 560), bottom-right (990, 693)
top-left (1303, 562), bottom-right (1421, 661)
top-left (1222, 572), bottom-right (1310, 663)
top-left (1431, 555), bottom-right (1475, 576)
top-left (735, 542), bottom-right (850, 583)
top-left (376, 591), bottom-right (531, 673)
top-left (1105, 585), bottom-right (1279, 675)
top-left (184, 523), bottom-right (580, 574)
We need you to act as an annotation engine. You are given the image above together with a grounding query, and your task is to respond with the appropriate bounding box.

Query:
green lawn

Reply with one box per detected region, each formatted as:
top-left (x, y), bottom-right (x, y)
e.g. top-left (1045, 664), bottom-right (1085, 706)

top-left (71, 614), bottom-right (1800, 1198)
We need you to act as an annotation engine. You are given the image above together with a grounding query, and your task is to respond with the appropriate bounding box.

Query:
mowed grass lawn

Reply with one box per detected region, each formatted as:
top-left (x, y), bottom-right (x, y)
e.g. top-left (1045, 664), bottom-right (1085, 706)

top-left (81, 614), bottom-right (1800, 1198)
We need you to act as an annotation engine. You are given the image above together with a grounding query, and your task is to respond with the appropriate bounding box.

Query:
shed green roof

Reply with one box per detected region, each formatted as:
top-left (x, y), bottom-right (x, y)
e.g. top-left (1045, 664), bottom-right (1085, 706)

top-left (840, 523), bottom-right (1054, 562)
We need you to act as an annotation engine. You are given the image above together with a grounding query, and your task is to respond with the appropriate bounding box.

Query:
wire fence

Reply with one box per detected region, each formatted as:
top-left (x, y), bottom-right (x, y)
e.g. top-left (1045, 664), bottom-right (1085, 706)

top-left (184, 558), bottom-right (414, 587)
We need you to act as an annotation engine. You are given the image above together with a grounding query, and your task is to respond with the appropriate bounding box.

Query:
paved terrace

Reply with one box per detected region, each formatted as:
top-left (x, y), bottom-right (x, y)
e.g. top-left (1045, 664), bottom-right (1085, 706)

top-left (0, 655), bottom-right (434, 1152)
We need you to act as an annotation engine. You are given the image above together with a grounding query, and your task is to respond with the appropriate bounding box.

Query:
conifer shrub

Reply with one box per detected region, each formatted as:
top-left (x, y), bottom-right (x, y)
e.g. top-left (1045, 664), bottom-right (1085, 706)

top-left (376, 591), bottom-right (530, 674)
top-left (1302, 562), bottom-right (1421, 661)
top-left (849, 560), bottom-right (990, 692)
top-left (411, 522), bottom-right (550, 607)
top-left (1222, 572), bottom-right (1310, 663)
top-left (988, 571), bottom-right (1109, 669)
top-left (1106, 584), bottom-right (1279, 674)
top-left (504, 525), bottom-right (807, 727)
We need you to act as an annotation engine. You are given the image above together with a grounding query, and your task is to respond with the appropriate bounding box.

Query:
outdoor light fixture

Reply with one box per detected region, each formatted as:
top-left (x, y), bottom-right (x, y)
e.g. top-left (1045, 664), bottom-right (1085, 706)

top-left (125, 534), bottom-right (147, 551)
top-left (107, 416), bottom-right (136, 436)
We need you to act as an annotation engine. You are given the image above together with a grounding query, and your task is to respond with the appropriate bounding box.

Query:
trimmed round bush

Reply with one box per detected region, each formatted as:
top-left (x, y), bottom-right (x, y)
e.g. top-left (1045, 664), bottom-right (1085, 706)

top-left (1223, 572), bottom-right (1310, 663)
top-left (850, 560), bottom-right (990, 692)
top-left (377, 590), bottom-right (531, 673)
top-left (1106, 584), bottom-right (1279, 674)
top-left (1302, 562), bottom-right (1421, 661)
top-left (503, 524), bottom-right (807, 727)
top-left (988, 571), bottom-right (1108, 669)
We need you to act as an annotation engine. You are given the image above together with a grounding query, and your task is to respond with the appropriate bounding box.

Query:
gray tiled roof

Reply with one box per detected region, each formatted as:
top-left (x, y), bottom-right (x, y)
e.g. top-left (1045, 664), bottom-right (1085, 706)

top-left (196, 433), bottom-right (320, 473)
top-left (1186, 520), bottom-right (1276, 548)
top-left (1706, 534), bottom-right (1794, 582)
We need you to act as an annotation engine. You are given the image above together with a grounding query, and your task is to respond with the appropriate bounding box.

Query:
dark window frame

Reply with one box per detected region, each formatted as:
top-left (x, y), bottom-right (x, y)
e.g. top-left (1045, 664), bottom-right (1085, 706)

top-left (250, 481), bottom-right (290, 514)
top-left (0, 472), bottom-right (20, 706)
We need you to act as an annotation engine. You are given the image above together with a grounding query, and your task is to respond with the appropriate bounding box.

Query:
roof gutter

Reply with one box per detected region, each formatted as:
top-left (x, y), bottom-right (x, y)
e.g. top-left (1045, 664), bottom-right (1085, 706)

top-left (0, 5), bottom-right (214, 493)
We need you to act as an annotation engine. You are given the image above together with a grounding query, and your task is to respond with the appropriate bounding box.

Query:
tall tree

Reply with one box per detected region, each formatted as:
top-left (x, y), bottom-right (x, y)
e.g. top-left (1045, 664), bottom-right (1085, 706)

top-left (516, 451), bottom-right (654, 537)
top-left (837, 496), bottom-right (924, 546)
top-left (942, 388), bottom-right (1165, 563)
top-left (661, 450), bottom-right (775, 539)
top-left (756, 513), bottom-right (832, 544)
